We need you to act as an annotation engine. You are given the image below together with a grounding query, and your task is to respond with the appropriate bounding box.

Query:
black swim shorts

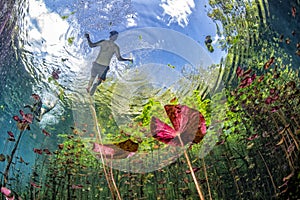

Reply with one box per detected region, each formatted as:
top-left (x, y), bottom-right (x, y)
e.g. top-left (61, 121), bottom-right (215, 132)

top-left (91, 62), bottom-right (109, 81)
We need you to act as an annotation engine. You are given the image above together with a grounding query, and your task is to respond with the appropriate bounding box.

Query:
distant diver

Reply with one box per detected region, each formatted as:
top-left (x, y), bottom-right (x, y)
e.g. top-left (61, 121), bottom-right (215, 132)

top-left (85, 30), bottom-right (133, 96)
top-left (24, 94), bottom-right (57, 122)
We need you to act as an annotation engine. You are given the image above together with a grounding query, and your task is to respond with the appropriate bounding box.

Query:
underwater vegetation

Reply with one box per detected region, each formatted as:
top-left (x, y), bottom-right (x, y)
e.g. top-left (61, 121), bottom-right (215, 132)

top-left (1, 0), bottom-right (300, 200)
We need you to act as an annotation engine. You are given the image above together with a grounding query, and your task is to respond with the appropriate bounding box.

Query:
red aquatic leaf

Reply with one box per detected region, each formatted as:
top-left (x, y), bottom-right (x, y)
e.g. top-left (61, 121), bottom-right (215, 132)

top-left (13, 115), bottom-right (20, 122)
top-left (93, 143), bottom-right (115, 156)
top-left (239, 77), bottom-right (253, 88)
top-left (58, 144), bottom-right (64, 150)
top-left (270, 106), bottom-right (281, 112)
top-left (151, 105), bottom-right (206, 146)
top-left (216, 140), bottom-right (225, 145)
top-left (265, 97), bottom-right (272, 104)
top-left (236, 66), bottom-right (244, 77)
top-left (19, 110), bottom-right (33, 123)
top-left (186, 167), bottom-right (200, 174)
top-left (246, 134), bottom-right (258, 141)
top-left (7, 131), bottom-right (14, 138)
top-left (33, 148), bottom-right (43, 155)
top-left (1, 186), bottom-right (14, 200)
top-left (43, 149), bottom-right (52, 155)
top-left (257, 75), bottom-right (264, 83)
top-left (151, 118), bottom-right (177, 145)
top-left (264, 57), bottom-right (275, 69)
top-left (42, 129), bottom-right (51, 136)
top-left (92, 139), bottom-right (138, 159)
top-left (16, 120), bottom-right (30, 131)
top-left (265, 94), bottom-right (279, 104)
top-left (71, 184), bottom-right (83, 189)
top-left (239, 73), bottom-right (256, 88)
top-left (30, 182), bottom-right (42, 188)
top-left (269, 88), bottom-right (276, 95)
top-left (292, 6), bottom-right (296, 17)
top-left (242, 69), bottom-right (252, 77)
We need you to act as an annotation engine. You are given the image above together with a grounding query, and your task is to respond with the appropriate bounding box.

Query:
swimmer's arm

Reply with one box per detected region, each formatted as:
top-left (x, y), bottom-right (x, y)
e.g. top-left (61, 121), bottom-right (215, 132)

top-left (115, 46), bottom-right (133, 62)
top-left (85, 33), bottom-right (104, 48)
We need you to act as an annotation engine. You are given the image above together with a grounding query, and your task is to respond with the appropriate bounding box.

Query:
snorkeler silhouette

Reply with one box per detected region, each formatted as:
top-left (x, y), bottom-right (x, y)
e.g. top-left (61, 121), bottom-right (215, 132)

top-left (85, 30), bottom-right (133, 96)
top-left (24, 94), bottom-right (57, 122)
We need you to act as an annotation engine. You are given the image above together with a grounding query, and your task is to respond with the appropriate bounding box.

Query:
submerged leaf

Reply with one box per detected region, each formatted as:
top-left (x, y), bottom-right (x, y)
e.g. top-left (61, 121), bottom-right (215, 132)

top-left (7, 131), bottom-right (14, 138)
top-left (30, 182), bottom-right (42, 188)
top-left (186, 167), bottom-right (200, 174)
top-left (72, 184), bottom-right (84, 189)
top-left (42, 129), bottom-right (51, 136)
top-left (92, 139), bottom-right (138, 159)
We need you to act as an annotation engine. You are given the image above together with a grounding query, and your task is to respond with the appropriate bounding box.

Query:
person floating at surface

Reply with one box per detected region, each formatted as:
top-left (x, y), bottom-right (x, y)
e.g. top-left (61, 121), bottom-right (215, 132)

top-left (24, 94), bottom-right (57, 122)
top-left (85, 30), bottom-right (133, 96)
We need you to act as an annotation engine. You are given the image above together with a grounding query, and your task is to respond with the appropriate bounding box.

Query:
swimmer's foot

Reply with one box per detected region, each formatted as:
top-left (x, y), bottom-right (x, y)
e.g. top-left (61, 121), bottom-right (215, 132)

top-left (86, 87), bottom-right (90, 93)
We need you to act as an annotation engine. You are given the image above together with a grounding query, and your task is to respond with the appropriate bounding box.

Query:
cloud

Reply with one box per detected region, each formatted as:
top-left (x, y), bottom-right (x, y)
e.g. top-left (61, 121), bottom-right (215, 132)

top-left (159, 0), bottom-right (195, 27)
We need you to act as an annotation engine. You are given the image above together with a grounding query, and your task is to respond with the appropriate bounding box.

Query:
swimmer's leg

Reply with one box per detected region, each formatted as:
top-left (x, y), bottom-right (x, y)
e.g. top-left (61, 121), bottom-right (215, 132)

top-left (89, 78), bottom-right (102, 96)
top-left (87, 76), bottom-right (96, 93)
top-left (89, 67), bottom-right (108, 96)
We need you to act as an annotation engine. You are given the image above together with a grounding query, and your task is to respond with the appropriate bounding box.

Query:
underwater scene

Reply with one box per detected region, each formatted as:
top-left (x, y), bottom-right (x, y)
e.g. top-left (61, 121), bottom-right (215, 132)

top-left (0, 0), bottom-right (300, 199)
